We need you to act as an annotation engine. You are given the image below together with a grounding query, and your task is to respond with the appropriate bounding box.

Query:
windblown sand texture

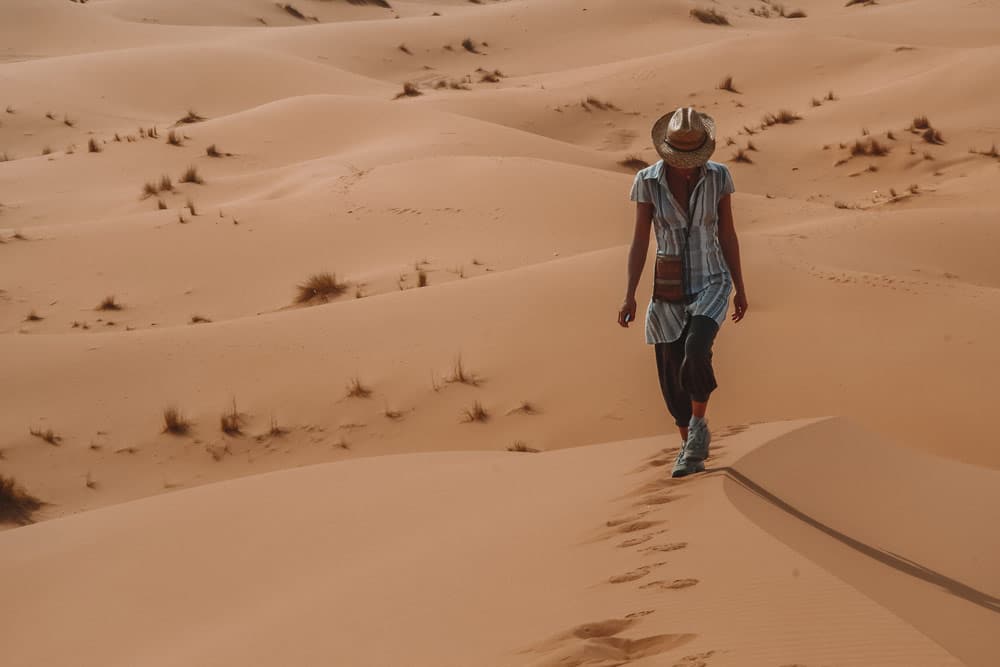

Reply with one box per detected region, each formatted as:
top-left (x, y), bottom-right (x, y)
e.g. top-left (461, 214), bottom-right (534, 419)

top-left (1, 0), bottom-right (999, 665)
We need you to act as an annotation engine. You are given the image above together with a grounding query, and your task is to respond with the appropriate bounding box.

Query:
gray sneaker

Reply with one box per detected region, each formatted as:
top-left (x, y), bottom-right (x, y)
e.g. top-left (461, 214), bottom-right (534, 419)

top-left (671, 420), bottom-right (710, 478)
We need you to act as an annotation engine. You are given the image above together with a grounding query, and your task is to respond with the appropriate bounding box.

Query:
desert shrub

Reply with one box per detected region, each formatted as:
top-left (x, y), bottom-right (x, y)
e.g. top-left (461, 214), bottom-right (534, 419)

top-left (507, 441), bottom-right (539, 453)
top-left (29, 426), bottom-right (62, 445)
top-left (296, 272), bottom-right (348, 303)
top-left (180, 165), bottom-right (203, 184)
top-left (690, 7), bottom-right (729, 24)
top-left (167, 130), bottom-right (184, 146)
top-left (446, 355), bottom-right (480, 386)
top-left (346, 376), bottom-right (373, 398)
top-left (733, 148), bottom-right (753, 163)
top-left (0, 475), bottom-right (44, 525)
top-left (462, 37), bottom-right (480, 53)
top-left (718, 75), bottom-right (739, 93)
top-left (97, 295), bottom-right (122, 311)
top-left (88, 138), bottom-right (102, 153)
top-left (461, 400), bottom-right (489, 422)
top-left (394, 82), bottom-right (422, 99)
top-left (619, 155), bottom-right (649, 170)
top-left (162, 406), bottom-right (191, 435)
top-left (220, 400), bottom-right (244, 435)
top-left (176, 110), bottom-right (206, 124)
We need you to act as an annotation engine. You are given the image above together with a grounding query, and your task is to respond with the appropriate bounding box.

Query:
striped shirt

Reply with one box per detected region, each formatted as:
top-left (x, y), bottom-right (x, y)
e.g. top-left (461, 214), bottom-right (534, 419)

top-left (629, 159), bottom-right (735, 344)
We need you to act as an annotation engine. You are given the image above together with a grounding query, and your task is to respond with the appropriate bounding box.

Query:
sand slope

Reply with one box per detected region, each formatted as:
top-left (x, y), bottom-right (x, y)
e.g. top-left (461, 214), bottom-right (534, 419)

top-left (2, 419), bottom-right (992, 666)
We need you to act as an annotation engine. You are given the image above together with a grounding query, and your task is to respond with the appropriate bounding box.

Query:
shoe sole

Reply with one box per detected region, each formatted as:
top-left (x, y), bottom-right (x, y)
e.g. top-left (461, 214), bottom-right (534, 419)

top-left (671, 460), bottom-right (705, 478)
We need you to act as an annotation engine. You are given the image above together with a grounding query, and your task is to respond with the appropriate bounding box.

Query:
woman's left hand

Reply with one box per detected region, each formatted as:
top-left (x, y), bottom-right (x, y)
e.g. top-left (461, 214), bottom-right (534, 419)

top-left (732, 292), bottom-right (748, 322)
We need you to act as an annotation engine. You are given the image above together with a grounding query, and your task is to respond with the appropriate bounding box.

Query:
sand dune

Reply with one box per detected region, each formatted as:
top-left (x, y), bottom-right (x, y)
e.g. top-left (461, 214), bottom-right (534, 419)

top-left (2, 0), bottom-right (999, 663)
top-left (2, 419), bottom-right (991, 666)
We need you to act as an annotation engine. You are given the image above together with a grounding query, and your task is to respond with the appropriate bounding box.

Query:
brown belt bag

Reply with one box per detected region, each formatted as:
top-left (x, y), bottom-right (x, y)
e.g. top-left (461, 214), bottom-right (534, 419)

top-left (653, 253), bottom-right (687, 303)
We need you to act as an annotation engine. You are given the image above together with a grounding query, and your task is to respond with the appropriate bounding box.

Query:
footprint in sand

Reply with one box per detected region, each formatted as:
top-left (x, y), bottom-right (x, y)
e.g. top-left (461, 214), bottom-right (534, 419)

top-left (606, 513), bottom-right (648, 528)
top-left (674, 650), bottom-right (717, 667)
top-left (617, 520), bottom-right (664, 533)
top-left (531, 617), bottom-right (696, 667)
top-left (609, 562), bottom-right (667, 584)
top-left (640, 578), bottom-right (699, 591)
top-left (617, 534), bottom-right (654, 548)
top-left (641, 542), bottom-right (688, 554)
top-left (609, 567), bottom-right (651, 584)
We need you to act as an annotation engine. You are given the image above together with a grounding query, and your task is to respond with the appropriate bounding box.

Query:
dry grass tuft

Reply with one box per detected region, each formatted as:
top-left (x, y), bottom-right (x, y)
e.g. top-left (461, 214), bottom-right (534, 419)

top-left (220, 400), bottom-right (245, 436)
top-left (190, 314), bottom-right (212, 324)
top-left (167, 130), bottom-right (184, 147)
top-left (910, 115), bottom-right (932, 131)
top-left (30, 426), bottom-right (62, 445)
top-left (417, 270), bottom-right (429, 287)
top-left (506, 400), bottom-right (538, 416)
top-left (717, 75), bottom-right (739, 93)
top-left (479, 69), bottom-right (504, 83)
top-left (45, 112), bottom-right (56, 120)
top-left (96, 295), bottom-right (122, 311)
top-left (746, 140), bottom-right (759, 151)
top-left (142, 181), bottom-right (159, 199)
top-left (690, 7), bottom-right (729, 24)
top-left (0, 475), bottom-right (44, 525)
top-left (810, 97), bottom-right (822, 107)
top-left (733, 148), bottom-right (753, 163)
top-left (180, 165), bottom-right (204, 184)
top-left (784, 9), bottom-right (807, 18)
top-left (296, 272), bottom-right (349, 304)
top-left (383, 404), bottom-right (404, 420)
top-left (583, 96), bottom-right (620, 111)
top-left (162, 406), bottom-right (191, 435)
top-left (846, 0), bottom-right (877, 6)
top-left (267, 416), bottom-right (289, 437)
top-left (159, 174), bottom-right (174, 192)
top-left (850, 138), bottom-right (891, 157)
top-left (176, 110), bottom-right (206, 125)
top-left (398, 43), bottom-right (412, 55)
top-left (461, 37), bottom-right (480, 53)
top-left (762, 109), bottom-right (801, 126)
top-left (394, 81), bottom-right (423, 99)
top-left (922, 127), bottom-right (945, 145)
top-left (88, 137), bottom-right (102, 153)
top-left (206, 144), bottom-right (230, 158)
top-left (25, 310), bottom-right (43, 322)
top-left (461, 400), bottom-right (489, 423)
top-left (346, 376), bottom-right (373, 399)
top-left (445, 354), bottom-right (481, 386)
top-left (157, 199), bottom-right (168, 210)
top-left (280, 3), bottom-right (313, 20)
top-left (186, 198), bottom-right (198, 216)
top-left (42, 146), bottom-right (52, 156)
top-left (507, 441), bottom-right (540, 453)
top-left (825, 90), bottom-right (838, 101)
top-left (619, 154), bottom-right (650, 170)
top-left (63, 115), bottom-right (75, 127)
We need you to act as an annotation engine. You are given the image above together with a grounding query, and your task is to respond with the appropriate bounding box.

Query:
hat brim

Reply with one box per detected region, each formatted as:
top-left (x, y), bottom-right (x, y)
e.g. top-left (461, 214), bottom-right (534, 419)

top-left (651, 111), bottom-right (716, 168)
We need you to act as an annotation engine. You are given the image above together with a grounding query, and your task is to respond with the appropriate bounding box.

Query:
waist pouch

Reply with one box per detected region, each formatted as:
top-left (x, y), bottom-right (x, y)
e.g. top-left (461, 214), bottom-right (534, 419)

top-left (653, 253), bottom-right (687, 304)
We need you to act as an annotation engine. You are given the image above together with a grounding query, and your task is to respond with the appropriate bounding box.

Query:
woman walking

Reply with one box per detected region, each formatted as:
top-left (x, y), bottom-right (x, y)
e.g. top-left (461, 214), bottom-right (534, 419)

top-left (617, 107), bottom-right (748, 478)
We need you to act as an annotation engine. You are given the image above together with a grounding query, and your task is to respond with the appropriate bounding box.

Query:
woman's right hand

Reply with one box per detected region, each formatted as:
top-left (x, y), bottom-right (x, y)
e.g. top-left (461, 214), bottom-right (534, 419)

top-left (618, 296), bottom-right (637, 328)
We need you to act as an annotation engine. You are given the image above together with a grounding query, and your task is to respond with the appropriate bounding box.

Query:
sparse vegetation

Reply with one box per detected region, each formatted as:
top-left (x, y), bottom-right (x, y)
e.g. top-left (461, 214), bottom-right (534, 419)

top-left (45, 112), bottom-right (56, 120)
top-left (280, 3), bottom-right (315, 21)
top-left (220, 399), bottom-right (244, 436)
top-left (296, 272), bottom-right (349, 304)
top-left (142, 181), bottom-right (159, 199)
top-left (417, 270), bottom-right (428, 287)
top-left (190, 315), bottom-right (211, 324)
top-left (167, 130), bottom-right (184, 146)
top-left (910, 115), bottom-right (932, 131)
top-left (180, 165), bottom-right (204, 184)
top-left (97, 295), bottom-right (122, 311)
top-left (690, 7), bottom-right (729, 24)
top-left (398, 43), bottom-right (412, 55)
top-left (347, 376), bottom-right (373, 398)
top-left (268, 416), bottom-right (289, 437)
top-left (825, 90), bottom-right (838, 101)
top-left (29, 426), bottom-right (62, 445)
top-left (41, 146), bottom-right (52, 155)
top-left (157, 199), bottom-right (168, 210)
top-left (206, 143), bottom-right (229, 158)
top-left (762, 109), bottom-right (801, 127)
top-left (162, 406), bottom-right (191, 435)
top-left (850, 138), bottom-right (891, 157)
top-left (733, 148), bottom-right (753, 163)
top-left (810, 97), bottom-right (822, 107)
top-left (922, 127), bottom-right (945, 145)
top-left (507, 400), bottom-right (538, 415)
top-left (176, 110), bottom-right (206, 125)
top-left (0, 475), bottom-right (44, 525)
top-left (479, 69), bottom-right (504, 83)
top-left (717, 75), bottom-right (739, 93)
top-left (461, 37), bottom-right (480, 53)
top-left (186, 198), bottom-right (198, 216)
top-left (846, 0), bottom-right (877, 6)
top-left (582, 96), bottom-right (619, 111)
top-left (445, 354), bottom-right (481, 386)
top-left (159, 174), bottom-right (174, 191)
top-left (507, 441), bottom-right (540, 453)
top-left (86, 472), bottom-right (98, 490)
top-left (63, 115), bottom-right (75, 127)
top-left (25, 310), bottom-right (43, 322)
top-left (88, 137), bottom-right (102, 153)
top-left (461, 400), bottom-right (489, 423)
top-left (619, 154), bottom-right (650, 170)
top-left (383, 404), bottom-right (404, 420)
top-left (395, 82), bottom-right (423, 99)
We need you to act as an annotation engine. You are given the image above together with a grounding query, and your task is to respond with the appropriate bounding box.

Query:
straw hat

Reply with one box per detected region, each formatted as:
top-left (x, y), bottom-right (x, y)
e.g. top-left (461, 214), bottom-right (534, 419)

top-left (651, 107), bottom-right (716, 168)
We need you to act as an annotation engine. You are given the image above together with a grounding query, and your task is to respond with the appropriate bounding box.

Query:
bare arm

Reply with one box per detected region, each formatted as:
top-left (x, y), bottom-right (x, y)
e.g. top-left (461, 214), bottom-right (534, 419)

top-left (618, 202), bottom-right (653, 327)
top-left (716, 194), bottom-right (748, 322)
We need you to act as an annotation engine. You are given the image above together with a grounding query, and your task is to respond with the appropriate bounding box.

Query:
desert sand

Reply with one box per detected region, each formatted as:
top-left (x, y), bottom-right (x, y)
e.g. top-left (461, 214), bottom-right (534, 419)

top-left (1, 0), bottom-right (999, 664)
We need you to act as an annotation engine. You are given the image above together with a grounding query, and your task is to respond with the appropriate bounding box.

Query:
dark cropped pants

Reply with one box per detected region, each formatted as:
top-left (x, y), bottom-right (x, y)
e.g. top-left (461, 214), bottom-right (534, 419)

top-left (654, 315), bottom-right (720, 427)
